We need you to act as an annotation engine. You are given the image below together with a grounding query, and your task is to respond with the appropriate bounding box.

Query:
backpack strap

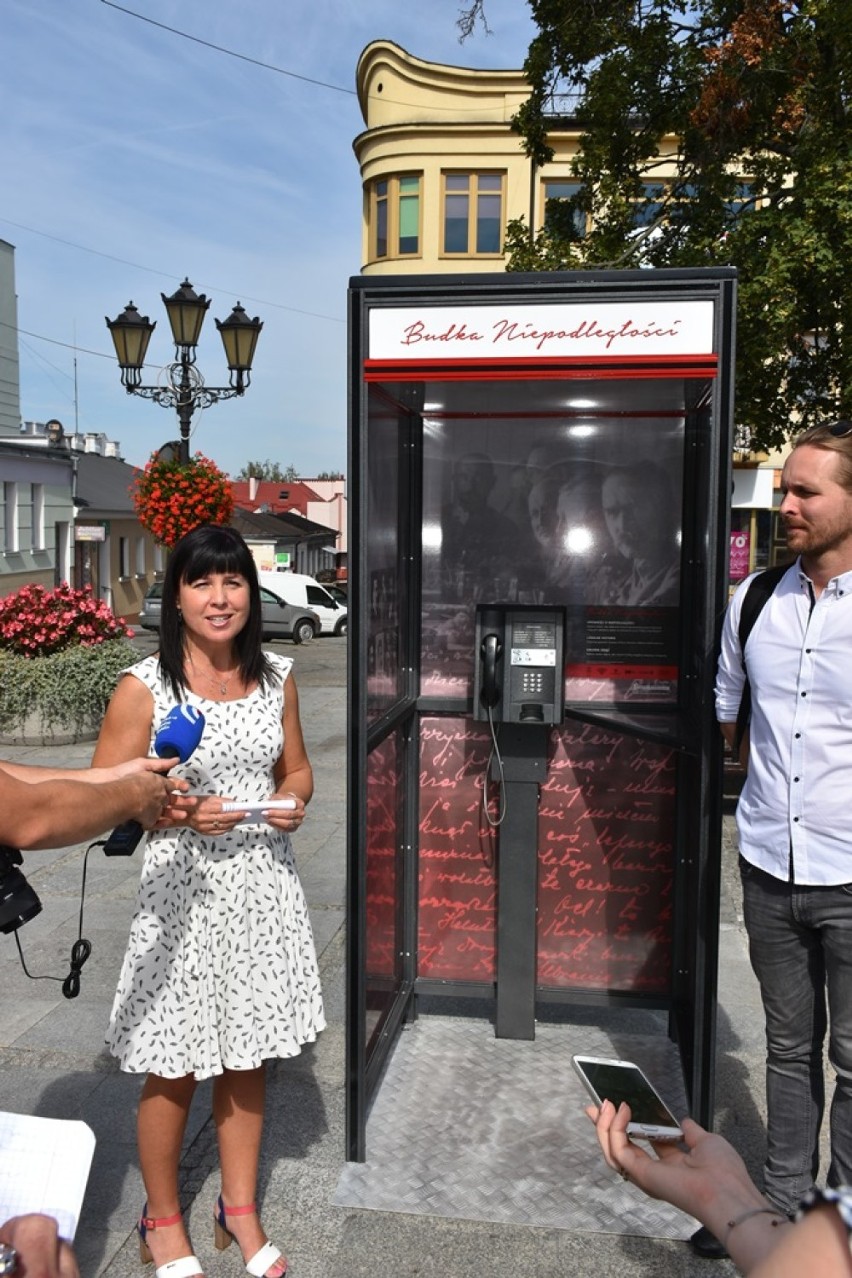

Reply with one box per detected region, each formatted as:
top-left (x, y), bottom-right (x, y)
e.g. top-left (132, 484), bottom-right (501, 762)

top-left (734, 563), bottom-right (790, 751)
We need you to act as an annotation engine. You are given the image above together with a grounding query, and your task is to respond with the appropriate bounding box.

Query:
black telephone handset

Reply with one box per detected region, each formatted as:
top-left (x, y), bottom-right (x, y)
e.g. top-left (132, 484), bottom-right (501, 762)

top-left (480, 633), bottom-right (503, 709)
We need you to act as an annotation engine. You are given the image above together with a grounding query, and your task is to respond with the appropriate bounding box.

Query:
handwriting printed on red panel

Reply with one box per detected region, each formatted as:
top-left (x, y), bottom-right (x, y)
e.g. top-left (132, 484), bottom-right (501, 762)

top-left (416, 717), bottom-right (676, 991)
top-left (366, 734), bottom-right (401, 978)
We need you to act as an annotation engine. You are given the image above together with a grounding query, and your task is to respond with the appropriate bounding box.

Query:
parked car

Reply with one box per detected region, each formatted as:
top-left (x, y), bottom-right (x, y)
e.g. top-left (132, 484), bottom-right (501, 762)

top-left (138, 582), bottom-right (164, 632)
top-left (137, 581), bottom-right (321, 644)
top-left (258, 571), bottom-right (347, 636)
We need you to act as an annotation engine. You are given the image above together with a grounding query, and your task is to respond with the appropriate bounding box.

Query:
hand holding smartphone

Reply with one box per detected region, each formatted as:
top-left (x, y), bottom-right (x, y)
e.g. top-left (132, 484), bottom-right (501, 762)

top-left (572, 1055), bottom-right (683, 1141)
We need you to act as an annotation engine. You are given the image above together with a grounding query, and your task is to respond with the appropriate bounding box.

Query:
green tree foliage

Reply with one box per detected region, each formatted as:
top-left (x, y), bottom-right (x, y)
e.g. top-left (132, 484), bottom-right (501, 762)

top-left (463, 0), bottom-right (852, 452)
top-left (236, 460), bottom-right (298, 482)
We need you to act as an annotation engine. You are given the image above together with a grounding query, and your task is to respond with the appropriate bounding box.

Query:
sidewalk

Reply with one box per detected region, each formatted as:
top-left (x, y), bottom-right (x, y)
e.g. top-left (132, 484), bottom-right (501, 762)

top-left (0, 636), bottom-right (771, 1278)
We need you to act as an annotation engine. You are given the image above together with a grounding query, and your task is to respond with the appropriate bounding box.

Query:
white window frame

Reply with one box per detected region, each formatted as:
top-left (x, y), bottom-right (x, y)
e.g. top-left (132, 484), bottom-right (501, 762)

top-left (3, 483), bottom-right (19, 553)
top-left (31, 483), bottom-right (45, 551)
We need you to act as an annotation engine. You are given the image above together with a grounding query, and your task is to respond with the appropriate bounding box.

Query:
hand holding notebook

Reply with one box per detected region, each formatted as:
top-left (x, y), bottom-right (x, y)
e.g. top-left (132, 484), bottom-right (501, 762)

top-left (0, 1112), bottom-right (95, 1240)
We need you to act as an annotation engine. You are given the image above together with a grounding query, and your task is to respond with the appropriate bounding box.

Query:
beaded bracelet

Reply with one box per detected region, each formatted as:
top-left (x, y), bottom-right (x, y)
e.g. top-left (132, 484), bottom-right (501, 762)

top-left (724, 1205), bottom-right (790, 1247)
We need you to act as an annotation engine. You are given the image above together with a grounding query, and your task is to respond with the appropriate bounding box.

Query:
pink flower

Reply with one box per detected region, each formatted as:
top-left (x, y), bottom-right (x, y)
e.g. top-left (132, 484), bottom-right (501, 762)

top-left (0, 583), bottom-right (131, 656)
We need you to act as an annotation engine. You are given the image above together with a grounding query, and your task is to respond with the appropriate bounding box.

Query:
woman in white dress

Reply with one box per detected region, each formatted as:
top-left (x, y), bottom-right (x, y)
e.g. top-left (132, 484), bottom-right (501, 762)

top-left (93, 524), bottom-right (325, 1278)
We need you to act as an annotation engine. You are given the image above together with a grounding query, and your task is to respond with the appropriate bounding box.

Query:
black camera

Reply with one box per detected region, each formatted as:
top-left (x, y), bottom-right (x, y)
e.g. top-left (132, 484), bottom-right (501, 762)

top-left (0, 844), bottom-right (43, 934)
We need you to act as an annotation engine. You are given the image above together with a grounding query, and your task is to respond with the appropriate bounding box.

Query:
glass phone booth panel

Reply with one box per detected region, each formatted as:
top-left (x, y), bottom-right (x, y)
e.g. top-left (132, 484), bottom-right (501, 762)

top-left (348, 269), bottom-right (735, 1161)
top-left (416, 379), bottom-right (700, 997)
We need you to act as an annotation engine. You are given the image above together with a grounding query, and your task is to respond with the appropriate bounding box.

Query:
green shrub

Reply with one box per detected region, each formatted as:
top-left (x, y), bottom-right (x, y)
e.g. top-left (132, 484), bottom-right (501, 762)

top-left (0, 638), bottom-right (134, 733)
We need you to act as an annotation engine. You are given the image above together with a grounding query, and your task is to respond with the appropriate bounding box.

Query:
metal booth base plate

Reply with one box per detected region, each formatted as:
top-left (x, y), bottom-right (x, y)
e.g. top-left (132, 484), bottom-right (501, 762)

top-left (334, 1015), bottom-right (699, 1239)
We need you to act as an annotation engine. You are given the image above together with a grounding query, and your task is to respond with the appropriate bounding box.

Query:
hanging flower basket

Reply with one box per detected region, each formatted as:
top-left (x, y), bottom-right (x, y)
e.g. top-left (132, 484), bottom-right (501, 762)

top-left (0, 583), bottom-right (134, 742)
top-left (132, 451), bottom-right (234, 549)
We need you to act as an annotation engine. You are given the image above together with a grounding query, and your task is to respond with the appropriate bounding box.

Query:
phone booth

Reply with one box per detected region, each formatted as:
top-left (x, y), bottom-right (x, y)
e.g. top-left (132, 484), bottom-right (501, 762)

top-left (345, 268), bottom-right (735, 1169)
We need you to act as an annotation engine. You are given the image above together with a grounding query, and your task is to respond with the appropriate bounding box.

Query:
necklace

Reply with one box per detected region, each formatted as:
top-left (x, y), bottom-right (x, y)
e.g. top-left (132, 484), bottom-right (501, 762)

top-left (188, 652), bottom-right (238, 697)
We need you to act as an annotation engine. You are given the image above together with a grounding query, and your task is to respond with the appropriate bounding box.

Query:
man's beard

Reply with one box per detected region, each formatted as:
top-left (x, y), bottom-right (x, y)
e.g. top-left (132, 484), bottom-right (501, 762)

top-left (785, 521), bottom-right (849, 558)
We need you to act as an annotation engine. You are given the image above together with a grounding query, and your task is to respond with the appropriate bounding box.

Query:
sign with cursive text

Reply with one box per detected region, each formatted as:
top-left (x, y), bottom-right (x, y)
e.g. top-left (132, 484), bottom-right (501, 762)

top-left (416, 716), bottom-right (675, 991)
top-left (369, 301), bottom-right (715, 361)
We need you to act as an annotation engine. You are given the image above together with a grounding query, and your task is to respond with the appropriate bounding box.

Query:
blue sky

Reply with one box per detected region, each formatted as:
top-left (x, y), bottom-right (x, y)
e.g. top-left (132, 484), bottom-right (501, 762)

top-left (0, 0), bottom-right (536, 477)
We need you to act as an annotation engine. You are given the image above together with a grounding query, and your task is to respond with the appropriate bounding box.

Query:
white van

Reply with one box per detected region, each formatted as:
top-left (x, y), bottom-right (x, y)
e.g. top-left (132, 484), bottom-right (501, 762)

top-left (258, 572), bottom-right (347, 637)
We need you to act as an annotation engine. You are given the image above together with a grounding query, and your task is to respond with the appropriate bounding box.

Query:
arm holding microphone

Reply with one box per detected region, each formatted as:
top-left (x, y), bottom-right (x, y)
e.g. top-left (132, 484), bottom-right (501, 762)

top-left (0, 757), bottom-right (190, 851)
top-left (94, 675), bottom-right (246, 839)
top-left (94, 686), bottom-right (206, 853)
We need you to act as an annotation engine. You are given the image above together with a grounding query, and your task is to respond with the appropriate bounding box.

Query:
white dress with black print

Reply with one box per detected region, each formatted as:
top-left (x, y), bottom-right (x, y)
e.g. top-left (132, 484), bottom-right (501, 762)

top-left (105, 653), bottom-right (325, 1080)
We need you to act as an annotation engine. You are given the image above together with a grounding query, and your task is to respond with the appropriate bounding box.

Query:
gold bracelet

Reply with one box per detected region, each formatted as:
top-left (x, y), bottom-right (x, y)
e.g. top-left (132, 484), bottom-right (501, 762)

top-left (724, 1205), bottom-right (790, 1247)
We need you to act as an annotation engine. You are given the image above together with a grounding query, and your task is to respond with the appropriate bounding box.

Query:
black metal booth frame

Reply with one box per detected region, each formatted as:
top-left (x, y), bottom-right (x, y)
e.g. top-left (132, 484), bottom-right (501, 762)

top-left (345, 268), bottom-right (736, 1161)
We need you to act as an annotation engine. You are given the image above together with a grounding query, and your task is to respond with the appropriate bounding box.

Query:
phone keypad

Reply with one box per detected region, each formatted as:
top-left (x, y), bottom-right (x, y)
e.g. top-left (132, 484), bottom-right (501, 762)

top-left (519, 670), bottom-right (545, 694)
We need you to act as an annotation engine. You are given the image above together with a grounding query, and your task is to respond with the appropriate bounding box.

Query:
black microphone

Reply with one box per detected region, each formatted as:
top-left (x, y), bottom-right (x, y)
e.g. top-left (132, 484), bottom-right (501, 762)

top-left (103, 706), bottom-right (206, 856)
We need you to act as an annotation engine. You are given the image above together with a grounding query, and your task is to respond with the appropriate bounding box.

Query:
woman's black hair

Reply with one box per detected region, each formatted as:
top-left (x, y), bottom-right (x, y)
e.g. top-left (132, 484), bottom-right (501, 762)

top-left (157, 524), bottom-right (274, 701)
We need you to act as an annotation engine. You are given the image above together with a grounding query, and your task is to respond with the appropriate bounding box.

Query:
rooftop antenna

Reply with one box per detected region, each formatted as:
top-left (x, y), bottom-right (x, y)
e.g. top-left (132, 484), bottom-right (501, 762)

top-left (73, 322), bottom-right (79, 435)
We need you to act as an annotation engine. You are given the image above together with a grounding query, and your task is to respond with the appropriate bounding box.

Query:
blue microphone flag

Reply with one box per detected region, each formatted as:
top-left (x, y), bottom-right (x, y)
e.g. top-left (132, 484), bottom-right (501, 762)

top-left (153, 705), bottom-right (205, 762)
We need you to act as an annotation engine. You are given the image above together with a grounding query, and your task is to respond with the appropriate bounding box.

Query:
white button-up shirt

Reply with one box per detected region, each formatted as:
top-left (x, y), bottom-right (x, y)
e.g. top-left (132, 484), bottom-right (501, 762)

top-left (715, 560), bottom-right (852, 885)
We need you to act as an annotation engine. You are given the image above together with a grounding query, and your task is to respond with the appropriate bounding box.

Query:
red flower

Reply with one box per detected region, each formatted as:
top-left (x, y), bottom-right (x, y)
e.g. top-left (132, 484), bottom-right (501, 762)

top-left (131, 452), bottom-right (234, 549)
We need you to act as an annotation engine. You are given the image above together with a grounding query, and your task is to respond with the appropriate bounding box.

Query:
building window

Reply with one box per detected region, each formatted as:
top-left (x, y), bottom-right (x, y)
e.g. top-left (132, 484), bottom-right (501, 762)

top-left (3, 483), bottom-right (18, 553)
top-left (370, 174), bottom-right (421, 261)
top-left (31, 484), bottom-right (45, 551)
top-left (119, 536), bottom-right (131, 578)
top-left (632, 179), bottom-right (754, 232)
top-left (631, 181), bottom-right (666, 228)
top-left (542, 179), bottom-right (587, 236)
top-left (135, 537), bottom-right (146, 576)
top-left (154, 543), bottom-right (165, 575)
top-left (724, 182), bottom-right (754, 220)
top-left (442, 173), bottom-right (504, 256)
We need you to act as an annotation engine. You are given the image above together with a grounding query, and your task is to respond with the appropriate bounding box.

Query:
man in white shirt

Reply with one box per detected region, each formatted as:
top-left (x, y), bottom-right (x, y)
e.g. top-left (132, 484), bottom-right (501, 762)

top-left (712, 419), bottom-right (852, 1255)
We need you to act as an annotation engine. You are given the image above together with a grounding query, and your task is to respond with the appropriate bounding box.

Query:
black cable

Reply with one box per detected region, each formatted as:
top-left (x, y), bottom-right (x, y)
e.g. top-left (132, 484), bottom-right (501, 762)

top-left (12, 841), bottom-right (105, 999)
top-left (482, 707), bottom-right (507, 829)
top-left (60, 938), bottom-right (93, 1001)
top-left (100, 1), bottom-right (356, 96)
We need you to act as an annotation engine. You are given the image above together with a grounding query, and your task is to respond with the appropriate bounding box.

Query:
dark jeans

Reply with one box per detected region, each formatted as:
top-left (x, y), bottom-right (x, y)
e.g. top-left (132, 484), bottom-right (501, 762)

top-left (740, 856), bottom-right (852, 1212)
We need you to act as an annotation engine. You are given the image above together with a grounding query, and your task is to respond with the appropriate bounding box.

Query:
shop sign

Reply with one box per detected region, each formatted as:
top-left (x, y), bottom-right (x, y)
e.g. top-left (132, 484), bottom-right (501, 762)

top-left (730, 530), bottom-right (751, 580)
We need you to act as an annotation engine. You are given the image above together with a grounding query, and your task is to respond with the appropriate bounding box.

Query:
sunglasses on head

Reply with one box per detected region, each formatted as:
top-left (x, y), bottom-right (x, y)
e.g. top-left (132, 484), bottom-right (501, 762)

top-left (829, 421), bottom-right (852, 438)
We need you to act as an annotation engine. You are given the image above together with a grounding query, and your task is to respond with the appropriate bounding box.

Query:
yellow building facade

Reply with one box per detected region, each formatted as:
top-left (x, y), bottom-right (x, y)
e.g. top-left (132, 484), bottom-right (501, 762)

top-left (353, 40), bottom-right (786, 578)
top-left (353, 40), bottom-right (683, 276)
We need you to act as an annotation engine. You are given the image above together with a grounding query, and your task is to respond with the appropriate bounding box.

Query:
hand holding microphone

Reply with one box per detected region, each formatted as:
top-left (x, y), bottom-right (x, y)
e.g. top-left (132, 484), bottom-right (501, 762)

top-left (103, 706), bottom-right (205, 856)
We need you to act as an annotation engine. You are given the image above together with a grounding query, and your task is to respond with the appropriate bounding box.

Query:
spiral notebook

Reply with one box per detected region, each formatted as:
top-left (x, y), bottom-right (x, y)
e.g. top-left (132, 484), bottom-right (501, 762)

top-left (0, 1112), bottom-right (95, 1239)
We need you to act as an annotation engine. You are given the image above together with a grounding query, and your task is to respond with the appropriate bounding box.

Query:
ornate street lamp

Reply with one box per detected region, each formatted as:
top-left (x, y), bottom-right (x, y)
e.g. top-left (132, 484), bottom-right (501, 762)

top-left (106, 279), bottom-right (262, 463)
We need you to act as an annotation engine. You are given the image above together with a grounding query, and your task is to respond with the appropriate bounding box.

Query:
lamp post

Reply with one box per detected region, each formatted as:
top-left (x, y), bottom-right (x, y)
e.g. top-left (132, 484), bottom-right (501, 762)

top-left (106, 279), bottom-right (262, 463)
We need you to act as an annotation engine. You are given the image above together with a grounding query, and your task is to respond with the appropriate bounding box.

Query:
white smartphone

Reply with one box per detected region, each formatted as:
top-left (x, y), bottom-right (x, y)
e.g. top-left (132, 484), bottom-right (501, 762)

top-left (572, 1054), bottom-right (683, 1140)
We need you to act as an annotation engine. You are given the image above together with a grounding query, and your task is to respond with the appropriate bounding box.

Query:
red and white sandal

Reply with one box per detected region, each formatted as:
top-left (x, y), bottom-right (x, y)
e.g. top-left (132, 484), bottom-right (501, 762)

top-left (138, 1206), bottom-right (204, 1278)
top-left (213, 1195), bottom-right (287, 1277)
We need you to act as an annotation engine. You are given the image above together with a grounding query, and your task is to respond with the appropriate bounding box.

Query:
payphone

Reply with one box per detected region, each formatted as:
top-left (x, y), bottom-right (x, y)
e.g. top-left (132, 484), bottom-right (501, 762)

top-left (472, 604), bottom-right (566, 1038)
top-left (473, 606), bottom-right (565, 726)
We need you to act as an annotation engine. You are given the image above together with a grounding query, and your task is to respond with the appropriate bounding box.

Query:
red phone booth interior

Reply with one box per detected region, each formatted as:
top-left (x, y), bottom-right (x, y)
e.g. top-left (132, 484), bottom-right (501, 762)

top-left (344, 270), bottom-right (735, 1219)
